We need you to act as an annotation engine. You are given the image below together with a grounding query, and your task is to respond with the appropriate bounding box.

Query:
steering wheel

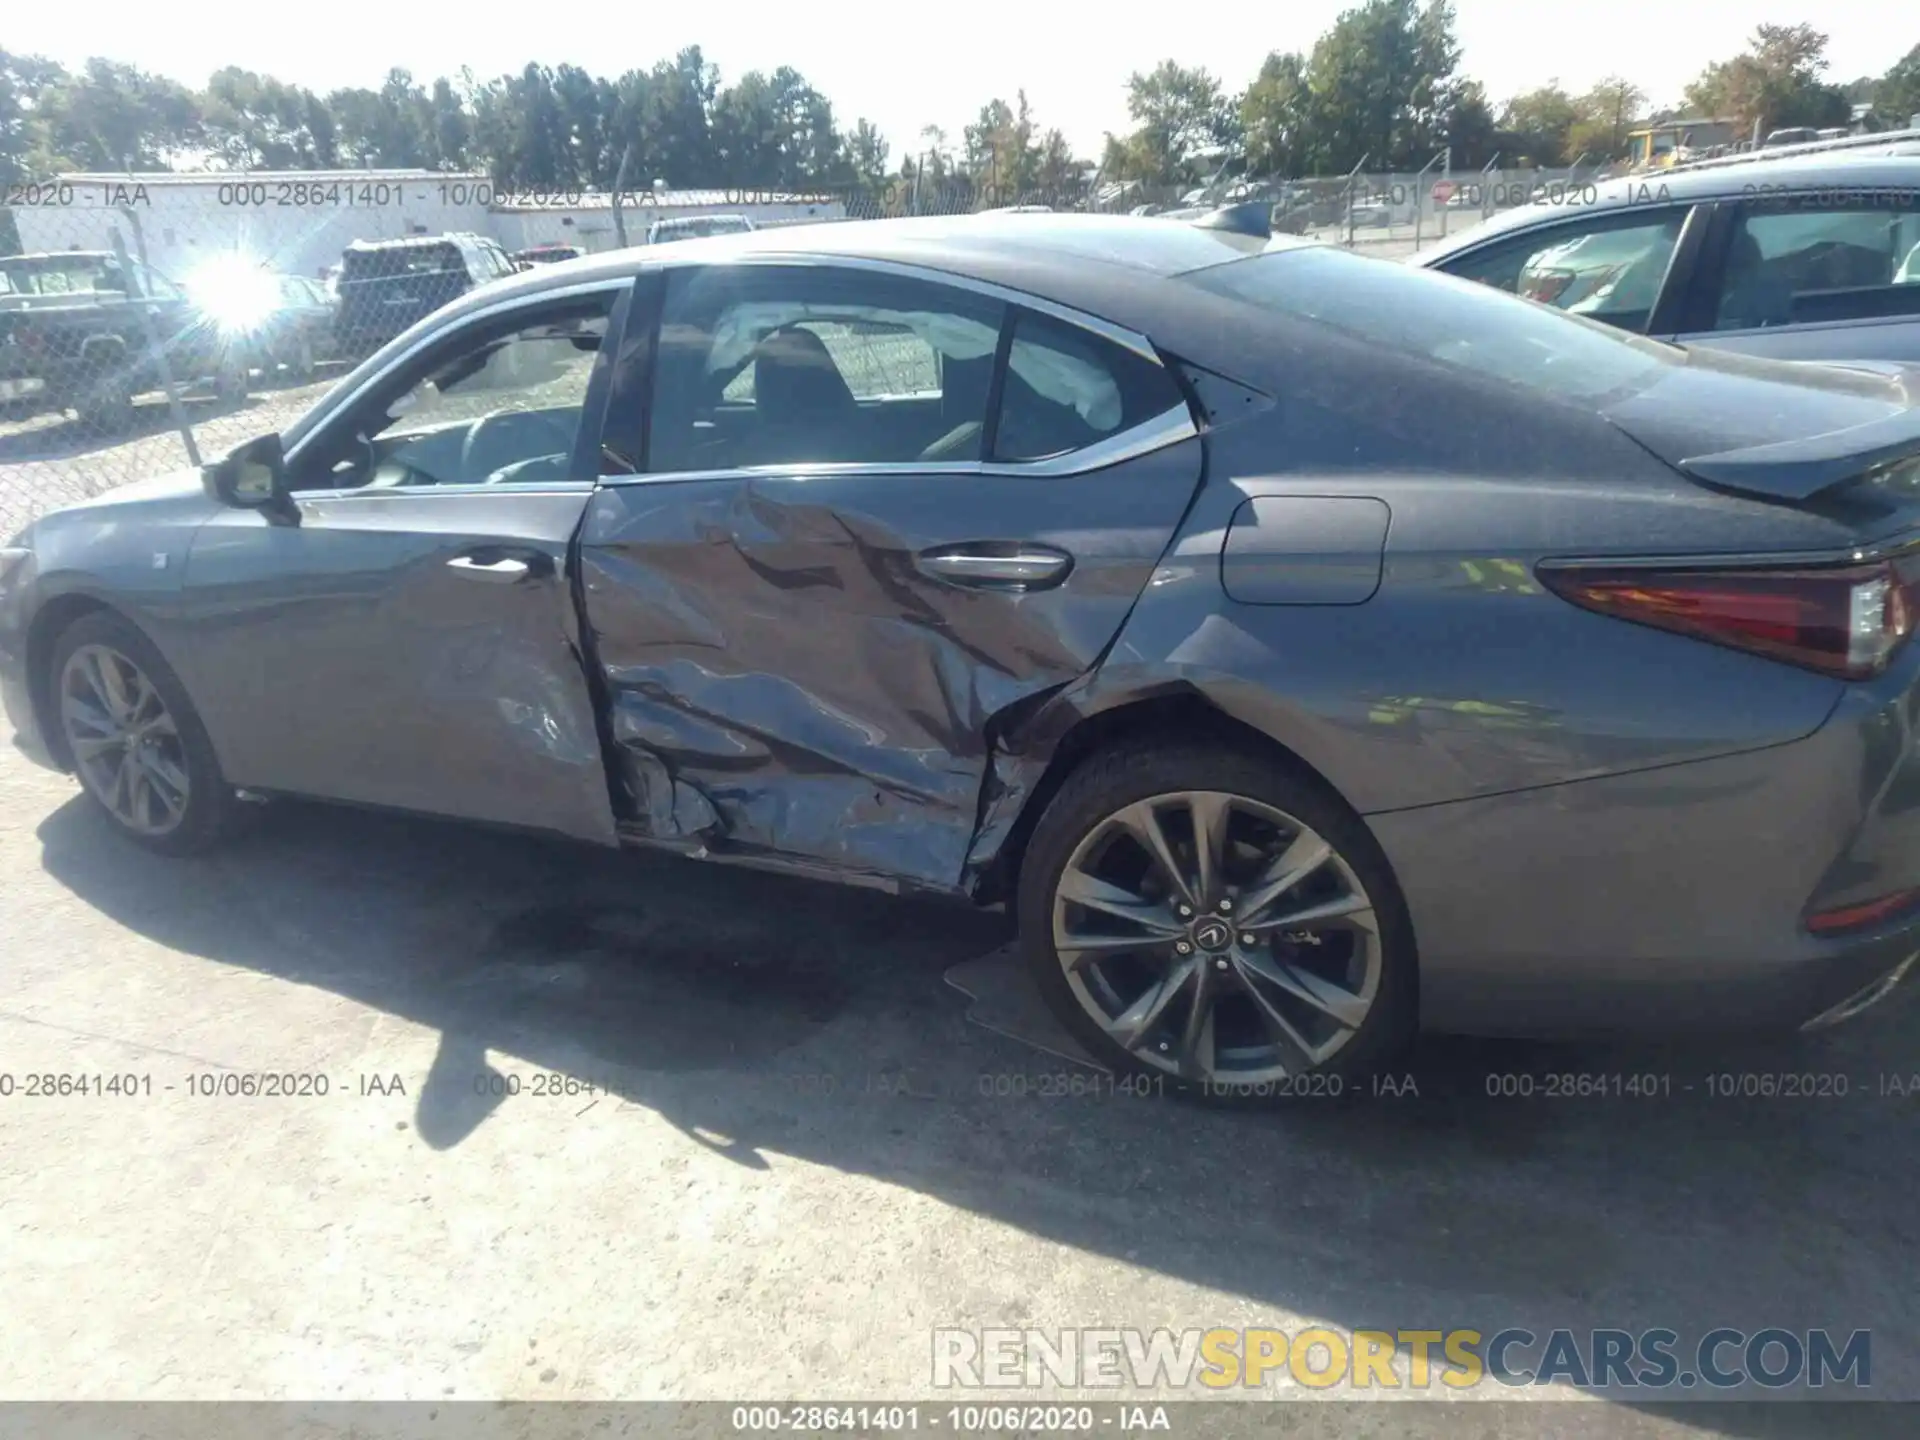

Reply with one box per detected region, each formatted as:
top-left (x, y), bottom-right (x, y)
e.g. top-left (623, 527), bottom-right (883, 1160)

top-left (459, 408), bottom-right (578, 484)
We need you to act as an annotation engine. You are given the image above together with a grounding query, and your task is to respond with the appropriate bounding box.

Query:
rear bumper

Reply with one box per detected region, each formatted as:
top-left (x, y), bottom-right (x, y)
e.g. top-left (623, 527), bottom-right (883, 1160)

top-left (1372, 668), bottom-right (1920, 1038)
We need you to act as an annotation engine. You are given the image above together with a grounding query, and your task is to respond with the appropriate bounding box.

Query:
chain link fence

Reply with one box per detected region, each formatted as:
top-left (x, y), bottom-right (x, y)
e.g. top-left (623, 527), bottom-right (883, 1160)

top-left (0, 198), bottom-right (354, 539)
top-left (1, 166), bottom-right (1597, 535)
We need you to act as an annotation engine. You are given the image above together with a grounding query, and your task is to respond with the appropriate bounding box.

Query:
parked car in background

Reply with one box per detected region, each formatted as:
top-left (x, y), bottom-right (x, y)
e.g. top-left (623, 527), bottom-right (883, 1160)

top-left (179, 261), bottom-right (340, 385)
top-left (255, 275), bottom-right (338, 380)
top-left (7, 213), bottom-right (1920, 1102)
top-left (332, 233), bottom-right (517, 359)
top-left (1514, 219), bottom-right (1686, 321)
top-left (646, 215), bottom-right (754, 245)
top-left (0, 250), bottom-right (247, 429)
top-left (512, 244), bottom-right (585, 269)
top-left (1416, 152), bottom-right (1920, 361)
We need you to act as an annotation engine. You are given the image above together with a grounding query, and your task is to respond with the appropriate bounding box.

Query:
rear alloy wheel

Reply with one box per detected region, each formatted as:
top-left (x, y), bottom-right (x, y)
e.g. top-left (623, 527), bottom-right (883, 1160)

top-left (1019, 745), bottom-right (1414, 1100)
top-left (50, 611), bottom-right (239, 854)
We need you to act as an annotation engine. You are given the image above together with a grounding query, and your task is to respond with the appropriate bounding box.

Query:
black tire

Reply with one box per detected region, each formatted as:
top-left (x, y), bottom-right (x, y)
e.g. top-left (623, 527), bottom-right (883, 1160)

top-left (288, 334), bottom-right (317, 383)
top-left (49, 610), bottom-right (241, 856)
top-left (213, 352), bottom-right (251, 405)
top-left (77, 369), bottom-right (135, 435)
top-left (1016, 741), bottom-right (1417, 1105)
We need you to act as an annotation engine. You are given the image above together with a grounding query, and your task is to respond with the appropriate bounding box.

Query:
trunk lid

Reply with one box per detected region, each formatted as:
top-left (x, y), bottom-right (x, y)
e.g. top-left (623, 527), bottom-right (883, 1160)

top-left (1604, 348), bottom-right (1920, 503)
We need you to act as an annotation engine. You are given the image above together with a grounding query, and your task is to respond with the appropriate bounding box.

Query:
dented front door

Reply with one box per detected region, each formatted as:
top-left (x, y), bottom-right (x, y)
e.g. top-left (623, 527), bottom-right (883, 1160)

top-left (576, 442), bottom-right (1204, 889)
top-left (576, 260), bottom-right (1205, 890)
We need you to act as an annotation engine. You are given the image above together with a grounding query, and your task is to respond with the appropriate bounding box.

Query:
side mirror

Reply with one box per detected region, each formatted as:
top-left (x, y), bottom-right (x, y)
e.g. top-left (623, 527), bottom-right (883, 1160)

top-left (203, 432), bottom-right (297, 524)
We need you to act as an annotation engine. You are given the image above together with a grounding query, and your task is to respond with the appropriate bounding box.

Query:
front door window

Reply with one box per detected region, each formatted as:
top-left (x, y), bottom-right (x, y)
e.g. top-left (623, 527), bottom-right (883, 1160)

top-left (295, 293), bottom-right (616, 490)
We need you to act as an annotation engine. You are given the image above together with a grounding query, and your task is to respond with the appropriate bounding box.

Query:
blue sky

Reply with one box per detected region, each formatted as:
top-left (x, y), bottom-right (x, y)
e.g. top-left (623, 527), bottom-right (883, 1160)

top-left (7, 0), bottom-right (1908, 159)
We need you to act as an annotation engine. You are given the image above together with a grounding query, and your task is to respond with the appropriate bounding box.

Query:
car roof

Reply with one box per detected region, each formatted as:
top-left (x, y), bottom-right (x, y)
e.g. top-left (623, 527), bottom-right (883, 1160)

top-left (1415, 151), bottom-right (1920, 263)
top-left (402, 212), bottom-right (1324, 360)
top-left (457, 212), bottom-right (1312, 300)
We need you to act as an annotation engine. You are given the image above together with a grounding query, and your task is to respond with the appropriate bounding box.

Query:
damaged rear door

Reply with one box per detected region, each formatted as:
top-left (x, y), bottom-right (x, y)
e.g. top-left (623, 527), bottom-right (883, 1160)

top-left (578, 259), bottom-right (1203, 890)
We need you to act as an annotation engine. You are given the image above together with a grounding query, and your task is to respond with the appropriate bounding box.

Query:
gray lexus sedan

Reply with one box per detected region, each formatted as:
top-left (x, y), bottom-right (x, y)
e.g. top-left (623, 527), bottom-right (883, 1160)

top-left (5, 212), bottom-right (1920, 1100)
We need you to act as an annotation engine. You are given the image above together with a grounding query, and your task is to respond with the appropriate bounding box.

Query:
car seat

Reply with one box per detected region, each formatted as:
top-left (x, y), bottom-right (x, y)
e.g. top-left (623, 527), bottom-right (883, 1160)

top-left (1715, 230), bottom-right (1796, 331)
top-left (1897, 240), bottom-right (1920, 286)
top-left (746, 326), bottom-right (861, 464)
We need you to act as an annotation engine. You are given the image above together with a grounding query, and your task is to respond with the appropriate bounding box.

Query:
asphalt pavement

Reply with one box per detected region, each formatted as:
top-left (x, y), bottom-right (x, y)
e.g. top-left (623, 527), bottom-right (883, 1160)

top-left (0, 742), bottom-right (1915, 1424)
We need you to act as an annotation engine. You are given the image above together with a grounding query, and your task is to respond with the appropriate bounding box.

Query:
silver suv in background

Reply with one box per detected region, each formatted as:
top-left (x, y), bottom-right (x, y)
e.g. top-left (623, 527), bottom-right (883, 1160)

top-left (1415, 148), bottom-right (1920, 363)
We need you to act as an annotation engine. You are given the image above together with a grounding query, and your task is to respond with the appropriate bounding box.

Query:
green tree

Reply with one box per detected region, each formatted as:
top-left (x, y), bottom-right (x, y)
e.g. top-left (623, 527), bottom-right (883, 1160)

top-left (552, 64), bottom-right (604, 185)
top-left (202, 67), bottom-right (332, 168)
top-left (38, 59), bottom-right (202, 170)
top-left (1120, 61), bottom-right (1235, 183)
top-left (1441, 78), bottom-right (1497, 167)
top-left (643, 47), bottom-right (718, 189)
top-left (846, 118), bottom-right (890, 191)
top-left (327, 70), bottom-right (436, 169)
top-left (1035, 128), bottom-right (1083, 202)
top-left (0, 50), bottom-right (70, 184)
top-left (1498, 82), bottom-right (1579, 165)
top-left (1296, 0), bottom-right (1467, 172)
top-left (1878, 45), bottom-right (1920, 129)
top-left (1565, 76), bottom-right (1645, 162)
top-left (964, 91), bottom-right (1044, 199)
top-left (426, 77), bottom-right (470, 170)
top-left (509, 66), bottom-right (568, 187)
top-left (1241, 51), bottom-right (1310, 174)
top-left (712, 72), bottom-right (782, 186)
top-left (1685, 24), bottom-right (1849, 138)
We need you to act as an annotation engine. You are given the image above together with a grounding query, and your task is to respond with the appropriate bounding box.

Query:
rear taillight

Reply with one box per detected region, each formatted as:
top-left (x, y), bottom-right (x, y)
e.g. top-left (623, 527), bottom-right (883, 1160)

top-left (1805, 887), bottom-right (1920, 936)
top-left (1539, 560), bottom-right (1915, 681)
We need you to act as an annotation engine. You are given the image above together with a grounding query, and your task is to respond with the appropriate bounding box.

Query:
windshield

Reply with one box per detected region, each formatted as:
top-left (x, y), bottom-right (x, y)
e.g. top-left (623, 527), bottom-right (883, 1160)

top-left (0, 256), bottom-right (125, 295)
top-left (1184, 246), bottom-right (1679, 406)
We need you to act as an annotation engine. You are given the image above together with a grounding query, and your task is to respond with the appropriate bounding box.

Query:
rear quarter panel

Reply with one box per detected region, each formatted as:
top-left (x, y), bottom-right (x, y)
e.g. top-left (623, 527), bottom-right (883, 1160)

top-left (1024, 374), bottom-right (1860, 819)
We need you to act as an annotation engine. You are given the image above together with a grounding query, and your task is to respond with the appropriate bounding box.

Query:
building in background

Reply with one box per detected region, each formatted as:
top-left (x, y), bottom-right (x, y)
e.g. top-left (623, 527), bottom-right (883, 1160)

top-left (488, 190), bottom-right (845, 253)
top-left (9, 171), bottom-right (494, 281)
top-left (7, 175), bottom-right (848, 281)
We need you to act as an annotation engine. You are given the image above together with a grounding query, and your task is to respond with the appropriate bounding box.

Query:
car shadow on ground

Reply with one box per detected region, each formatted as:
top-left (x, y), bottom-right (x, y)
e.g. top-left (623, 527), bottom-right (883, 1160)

top-left (33, 791), bottom-right (1920, 1423)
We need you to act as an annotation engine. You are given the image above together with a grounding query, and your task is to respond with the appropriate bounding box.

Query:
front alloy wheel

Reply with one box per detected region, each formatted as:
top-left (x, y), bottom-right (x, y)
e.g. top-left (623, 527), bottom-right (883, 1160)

top-left (60, 643), bottom-right (191, 836)
top-left (49, 610), bottom-right (239, 854)
top-left (1020, 745), bottom-right (1413, 1097)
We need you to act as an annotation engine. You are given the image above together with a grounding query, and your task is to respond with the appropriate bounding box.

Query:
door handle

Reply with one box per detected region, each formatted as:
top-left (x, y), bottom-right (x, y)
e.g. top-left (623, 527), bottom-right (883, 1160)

top-left (447, 554), bottom-right (534, 584)
top-left (918, 545), bottom-right (1073, 590)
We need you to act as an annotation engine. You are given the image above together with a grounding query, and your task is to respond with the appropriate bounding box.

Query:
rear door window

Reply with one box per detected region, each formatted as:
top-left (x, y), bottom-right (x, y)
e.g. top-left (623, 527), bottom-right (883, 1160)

top-left (1709, 192), bottom-right (1920, 331)
top-left (648, 264), bottom-right (1005, 471)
